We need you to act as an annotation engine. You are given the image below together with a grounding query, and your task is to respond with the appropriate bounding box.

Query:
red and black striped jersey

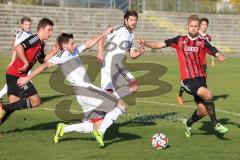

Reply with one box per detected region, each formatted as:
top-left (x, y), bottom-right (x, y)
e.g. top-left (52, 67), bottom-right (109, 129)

top-left (165, 34), bottom-right (218, 80)
top-left (198, 32), bottom-right (212, 65)
top-left (7, 34), bottom-right (45, 77)
top-left (199, 32), bottom-right (211, 41)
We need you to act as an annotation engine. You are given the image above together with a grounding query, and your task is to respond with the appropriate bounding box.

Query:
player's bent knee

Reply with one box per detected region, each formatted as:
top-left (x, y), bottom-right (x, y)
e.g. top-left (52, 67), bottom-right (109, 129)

top-left (199, 111), bottom-right (208, 117)
top-left (29, 98), bottom-right (41, 108)
top-left (205, 92), bottom-right (213, 101)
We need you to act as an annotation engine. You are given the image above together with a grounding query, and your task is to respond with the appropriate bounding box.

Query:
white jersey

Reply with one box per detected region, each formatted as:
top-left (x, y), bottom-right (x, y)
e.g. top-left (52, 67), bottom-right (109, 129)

top-left (48, 45), bottom-right (88, 86)
top-left (14, 29), bottom-right (32, 46)
top-left (105, 25), bottom-right (135, 56)
top-left (48, 45), bottom-right (117, 115)
top-left (101, 25), bottom-right (136, 91)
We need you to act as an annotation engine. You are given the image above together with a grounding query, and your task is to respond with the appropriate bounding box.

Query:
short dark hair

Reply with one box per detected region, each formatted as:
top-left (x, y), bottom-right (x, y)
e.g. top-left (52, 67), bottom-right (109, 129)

top-left (21, 16), bottom-right (31, 24)
top-left (57, 33), bottom-right (74, 50)
top-left (124, 10), bottom-right (138, 20)
top-left (200, 18), bottom-right (209, 25)
top-left (37, 18), bottom-right (54, 31)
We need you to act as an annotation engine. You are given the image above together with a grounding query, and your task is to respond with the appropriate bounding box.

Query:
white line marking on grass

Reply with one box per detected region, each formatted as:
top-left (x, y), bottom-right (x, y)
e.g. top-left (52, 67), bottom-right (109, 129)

top-left (137, 100), bottom-right (240, 117)
top-left (34, 107), bottom-right (83, 114)
top-left (36, 94), bottom-right (240, 117)
top-left (34, 100), bottom-right (240, 117)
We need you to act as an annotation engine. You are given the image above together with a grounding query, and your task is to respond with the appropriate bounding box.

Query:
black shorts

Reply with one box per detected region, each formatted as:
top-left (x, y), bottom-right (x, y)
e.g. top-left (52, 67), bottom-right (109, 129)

top-left (6, 74), bottom-right (38, 98)
top-left (181, 77), bottom-right (207, 103)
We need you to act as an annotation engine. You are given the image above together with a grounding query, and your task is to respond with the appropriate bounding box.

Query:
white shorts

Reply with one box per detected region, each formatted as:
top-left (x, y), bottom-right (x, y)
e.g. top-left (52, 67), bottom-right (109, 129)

top-left (73, 83), bottom-right (118, 117)
top-left (101, 53), bottom-right (135, 91)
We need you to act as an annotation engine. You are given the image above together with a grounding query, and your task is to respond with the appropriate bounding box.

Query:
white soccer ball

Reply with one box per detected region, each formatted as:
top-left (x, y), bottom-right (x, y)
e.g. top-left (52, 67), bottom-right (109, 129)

top-left (151, 133), bottom-right (168, 150)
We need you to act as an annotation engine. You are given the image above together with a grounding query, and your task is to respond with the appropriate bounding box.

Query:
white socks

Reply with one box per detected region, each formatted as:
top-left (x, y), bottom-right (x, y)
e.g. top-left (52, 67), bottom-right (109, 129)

top-left (0, 84), bottom-right (7, 98)
top-left (63, 121), bottom-right (94, 133)
top-left (98, 106), bottom-right (125, 134)
top-left (63, 106), bottom-right (125, 135)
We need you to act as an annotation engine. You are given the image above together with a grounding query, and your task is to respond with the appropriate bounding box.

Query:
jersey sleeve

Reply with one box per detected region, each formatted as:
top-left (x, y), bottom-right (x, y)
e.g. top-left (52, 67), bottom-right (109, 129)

top-left (48, 51), bottom-right (66, 66)
top-left (204, 39), bottom-right (218, 56)
top-left (37, 43), bottom-right (46, 64)
top-left (74, 45), bottom-right (87, 55)
top-left (20, 35), bottom-right (40, 50)
top-left (164, 35), bottom-right (180, 48)
top-left (15, 31), bottom-right (31, 46)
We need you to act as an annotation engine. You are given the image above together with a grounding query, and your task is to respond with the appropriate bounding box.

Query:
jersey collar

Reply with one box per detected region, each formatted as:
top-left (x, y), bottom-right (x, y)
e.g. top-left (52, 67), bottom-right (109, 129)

top-left (187, 34), bottom-right (198, 41)
top-left (199, 31), bottom-right (207, 37)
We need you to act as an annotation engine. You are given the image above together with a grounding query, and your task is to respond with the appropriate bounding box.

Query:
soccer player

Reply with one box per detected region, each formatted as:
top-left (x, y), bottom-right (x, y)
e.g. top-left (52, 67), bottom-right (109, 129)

top-left (17, 29), bottom-right (128, 147)
top-left (176, 17), bottom-right (213, 105)
top-left (139, 15), bottom-right (228, 137)
top-left (0, 16), bottom-right (32, 102)
top-left (0, 18), bottom-right (56, 125)
top-left (97, 10), bottom-right (144, 98)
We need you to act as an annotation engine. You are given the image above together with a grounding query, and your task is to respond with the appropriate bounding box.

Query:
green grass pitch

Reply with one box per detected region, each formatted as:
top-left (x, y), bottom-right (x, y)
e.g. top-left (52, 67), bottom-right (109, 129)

top-left (0, 54), bottom-right (239, 160)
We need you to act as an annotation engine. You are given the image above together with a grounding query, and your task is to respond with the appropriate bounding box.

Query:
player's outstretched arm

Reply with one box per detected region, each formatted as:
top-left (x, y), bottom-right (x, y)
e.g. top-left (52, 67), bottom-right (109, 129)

top-left (44, 43), bottom-right (60, 62)
top-left (145, 40), bottom-right (166, 49)
top-left (97, 36), bottom-right (106, 64)
top-left (205, 39), bottom-right (225, 63)
top-left (17, 61), bottom-right (54, 87)
top-left (139, 37), bottom-right (166, 49)
top-left (215, 52), bottom-right (225, 62)
top-left (84, 26), bottom-right (113, 49)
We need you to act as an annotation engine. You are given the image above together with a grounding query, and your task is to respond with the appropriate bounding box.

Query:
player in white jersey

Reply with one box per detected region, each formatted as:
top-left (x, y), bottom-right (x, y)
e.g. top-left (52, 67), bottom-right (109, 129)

top-left (17, 28), bottom-right (128, 147)
top-left (98, 11), bottom-right (144, 98)
top-left (0, 16), bottom-right (32, 102)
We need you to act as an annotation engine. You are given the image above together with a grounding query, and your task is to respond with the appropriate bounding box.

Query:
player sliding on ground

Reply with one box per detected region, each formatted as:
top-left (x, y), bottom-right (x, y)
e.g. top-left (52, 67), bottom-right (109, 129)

top-left (0, 18), bottom-right (57, 125)
top-left (139, 15), bottom-right (228, 137)
top-left (17, 28), bottom-right (130, 147)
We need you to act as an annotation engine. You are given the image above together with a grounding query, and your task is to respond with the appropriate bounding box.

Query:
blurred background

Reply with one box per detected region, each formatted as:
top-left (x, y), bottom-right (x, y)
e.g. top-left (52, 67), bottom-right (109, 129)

top-left (0, 0), bottom-right (239, 54)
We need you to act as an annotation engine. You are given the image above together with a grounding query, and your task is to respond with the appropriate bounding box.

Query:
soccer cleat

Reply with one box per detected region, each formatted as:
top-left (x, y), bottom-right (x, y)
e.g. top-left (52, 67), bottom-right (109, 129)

top-left (53, 123), bottom-right (66, 143)
top-left (176, 95), bottom-right (184, 105)
top-left (214, 123), bottom-right (228, 134)
top-left (92, 129), bottom-right (104, 147)
top-left (182, 119), bottom-right (192, 138)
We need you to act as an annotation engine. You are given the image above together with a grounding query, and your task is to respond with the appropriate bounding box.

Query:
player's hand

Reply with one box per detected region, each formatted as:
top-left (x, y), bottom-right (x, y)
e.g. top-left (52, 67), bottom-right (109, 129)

top-left (138, 37), bottom-right (145, 47)
top-left (104, 26), bottom-right (114, 36)
top-left (17, 77), bottom-right (30, 87)
top-left (18, 62), bottom-right (29, 74)
top-left (215, 53), bottom-right (225, 62)
top-left (139, 46), bottom-right (145, 55)
top-left (97, 53), bottom-right (104, 64)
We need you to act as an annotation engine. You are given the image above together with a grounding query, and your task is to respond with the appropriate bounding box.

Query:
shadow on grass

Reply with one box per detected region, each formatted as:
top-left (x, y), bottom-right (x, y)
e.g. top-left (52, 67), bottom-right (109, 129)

top-left (193, 118), bottom-right (239, 140)
top-left (40, 94), bottom-right (68, 104)
top-left (3, 112), bottom-right (178, 147)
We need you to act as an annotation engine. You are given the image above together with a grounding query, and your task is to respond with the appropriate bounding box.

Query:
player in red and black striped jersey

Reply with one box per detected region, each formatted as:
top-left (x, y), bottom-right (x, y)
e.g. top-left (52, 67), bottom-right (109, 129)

top-left (0, 18), bottom-right (58, 125)
top-left (140, 15), bottom-right (228, 136)
top-left (177, 18), bottom-right (213, 104)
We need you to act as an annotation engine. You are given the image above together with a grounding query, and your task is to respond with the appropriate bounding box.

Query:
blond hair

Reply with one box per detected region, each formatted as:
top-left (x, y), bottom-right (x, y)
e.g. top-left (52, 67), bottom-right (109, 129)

top-left (188, 15), bottom-right (200, 24)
